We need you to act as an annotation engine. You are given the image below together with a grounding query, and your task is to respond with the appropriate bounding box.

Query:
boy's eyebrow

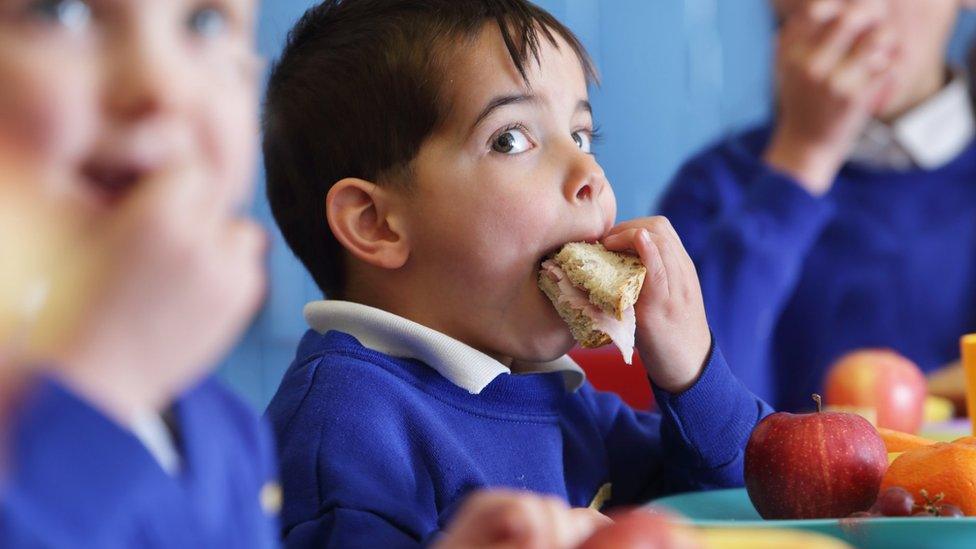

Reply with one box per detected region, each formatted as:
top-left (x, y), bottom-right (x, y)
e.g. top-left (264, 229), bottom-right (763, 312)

top-left (472, 94), bottom-right (538, 129)
top-left (471, 96), bottom-right (593, 130)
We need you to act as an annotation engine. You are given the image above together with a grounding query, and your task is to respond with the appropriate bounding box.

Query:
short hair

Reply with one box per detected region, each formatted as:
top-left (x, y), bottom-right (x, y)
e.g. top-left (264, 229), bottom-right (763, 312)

top-left (262, 0), bottom-right (596, 297)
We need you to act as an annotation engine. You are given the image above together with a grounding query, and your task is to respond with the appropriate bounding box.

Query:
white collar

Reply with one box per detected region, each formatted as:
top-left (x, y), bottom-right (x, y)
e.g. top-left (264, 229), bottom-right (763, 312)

top-left (303, 300), bottom-right (586, 395)
top-left (130, 410), bottom-right (180, 476)
top-left (849, 73), bottom-right (974, 171)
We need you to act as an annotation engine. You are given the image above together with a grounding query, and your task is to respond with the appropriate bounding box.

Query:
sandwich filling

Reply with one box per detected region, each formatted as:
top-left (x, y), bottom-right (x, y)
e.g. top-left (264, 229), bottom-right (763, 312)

top-left (541, 259), bottom-right (636, 364)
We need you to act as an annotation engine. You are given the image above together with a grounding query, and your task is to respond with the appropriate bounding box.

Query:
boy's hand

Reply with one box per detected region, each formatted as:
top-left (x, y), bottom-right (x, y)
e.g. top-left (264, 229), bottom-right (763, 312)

top-left (603, 217), bottom-right (710, 394)
top-left (765, 0), bottom-right (897, 195)
top-left (55, 160), bottom-right (267, 426)
top-left (434, 490), bottom-right (610, 549)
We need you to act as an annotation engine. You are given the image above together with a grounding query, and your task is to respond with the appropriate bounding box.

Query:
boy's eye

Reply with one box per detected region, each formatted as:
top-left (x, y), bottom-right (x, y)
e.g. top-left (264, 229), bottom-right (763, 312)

top-left (572, 130), bottom-right (592, 154)
top-left (187, 5), bottom-right (227, 38)
top-left (491, 128), bottom-right (532, 155)
top-left (26, 0), bottom-right (90, 30)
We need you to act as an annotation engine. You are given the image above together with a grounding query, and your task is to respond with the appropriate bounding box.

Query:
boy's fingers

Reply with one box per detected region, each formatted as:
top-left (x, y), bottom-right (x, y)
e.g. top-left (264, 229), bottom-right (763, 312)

top-left (653, 226), bottom-right (696, 299)
top-left (634, 230), bottom-right (670, 305)
top-left (619, 217), bottom-right (693, 282)
top-left (603, 227), bottom-right (672, 295)
top-left (604, 219), bottom-right (690, 305)
top-left (601, 227), bottom-right (641, 254)
top-left (539, 497), bottom-right (593, 549)
top-left (567, 508), bottom-right (612, 543)
top-left (475, 497), bottom-right (534, 545)
top-left (605, 216), bottom-right (673, 240)
top-left (498, 497), bottom-right (549, 549)
top-left (658, 218), bottom-right (697, 275)
top-left (442, 491), bottom-right (554, 549)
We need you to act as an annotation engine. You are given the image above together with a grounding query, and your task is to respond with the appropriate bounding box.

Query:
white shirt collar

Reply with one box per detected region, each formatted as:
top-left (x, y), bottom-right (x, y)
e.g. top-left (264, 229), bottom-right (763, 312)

top-left (130, 410), bottom-right (180, 476)
top-left (849, 73), bottom-right (974, 171)
top-left (303, 300), bottom-right (586, 395)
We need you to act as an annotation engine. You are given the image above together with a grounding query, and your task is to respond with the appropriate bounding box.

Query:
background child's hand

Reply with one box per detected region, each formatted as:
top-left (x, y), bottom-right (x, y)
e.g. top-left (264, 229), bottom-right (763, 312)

top-left (603, 217), bottom-right (710, 394)
top-left (764, 0), bottom-right (897, 194)
top-left (434, 490), bottom-right (610, 549)
top-left (55, 161), bottom-right (267, 425)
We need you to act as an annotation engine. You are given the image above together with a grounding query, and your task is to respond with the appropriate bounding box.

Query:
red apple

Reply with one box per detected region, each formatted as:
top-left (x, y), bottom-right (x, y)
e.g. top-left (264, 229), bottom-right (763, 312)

top-left (824, 349), bottom-right (927, 434)
top-left (744, 395), bottom-right (888, 520)
top-left (578, 508), bottom-right (701, 549)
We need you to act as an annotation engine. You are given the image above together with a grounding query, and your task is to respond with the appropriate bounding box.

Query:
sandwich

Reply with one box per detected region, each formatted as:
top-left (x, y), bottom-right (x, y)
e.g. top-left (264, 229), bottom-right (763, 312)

top-left (539, 242), bottom-right (646, 364)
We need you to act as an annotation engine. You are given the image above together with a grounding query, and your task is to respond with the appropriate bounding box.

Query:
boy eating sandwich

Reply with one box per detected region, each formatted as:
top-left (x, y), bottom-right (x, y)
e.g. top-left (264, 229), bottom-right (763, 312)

top-left (262, 0), bottom-right (774, 546)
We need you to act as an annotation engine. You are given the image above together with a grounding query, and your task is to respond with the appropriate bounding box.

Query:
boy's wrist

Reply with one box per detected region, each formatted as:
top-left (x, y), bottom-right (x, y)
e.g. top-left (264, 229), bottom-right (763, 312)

top-left (763, 129), bottom-right (847, 196)
top-left (639, 333), bottom-right (712, 395)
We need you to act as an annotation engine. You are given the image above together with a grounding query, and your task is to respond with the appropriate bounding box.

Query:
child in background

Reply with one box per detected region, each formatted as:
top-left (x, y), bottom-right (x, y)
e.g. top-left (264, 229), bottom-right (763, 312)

top-left (0, 0), bottom-right (276, 545)
top-left (262, 0), bottom-right (773, 546)
top-left (659, 0), bottom-right (976, 411)
top-left (0, 2), bottom-right (609, 547)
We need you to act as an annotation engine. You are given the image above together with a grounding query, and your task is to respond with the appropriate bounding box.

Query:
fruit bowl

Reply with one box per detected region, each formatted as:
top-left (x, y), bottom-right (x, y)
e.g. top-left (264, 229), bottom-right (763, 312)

top-left (650, 488), bottom-right (976, 549)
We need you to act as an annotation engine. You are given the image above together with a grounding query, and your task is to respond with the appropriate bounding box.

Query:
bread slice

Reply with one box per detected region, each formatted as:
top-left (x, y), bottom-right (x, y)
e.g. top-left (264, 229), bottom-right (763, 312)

top-left (552, 242), bottom-right (645, 320)
top-left (538, 242), bottom-right (646, 360)
top-left (539, 273), bottom-right (613, 348)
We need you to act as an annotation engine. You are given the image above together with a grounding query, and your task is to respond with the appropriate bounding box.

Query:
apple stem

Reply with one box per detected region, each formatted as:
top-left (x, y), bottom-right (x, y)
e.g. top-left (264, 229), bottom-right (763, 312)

top-left (812, 393), bottom-right (822, 413)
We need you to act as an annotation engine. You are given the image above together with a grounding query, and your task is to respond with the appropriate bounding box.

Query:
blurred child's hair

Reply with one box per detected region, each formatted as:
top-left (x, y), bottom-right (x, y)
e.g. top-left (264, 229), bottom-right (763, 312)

top-left (263, 0), bottom-right (596, 298)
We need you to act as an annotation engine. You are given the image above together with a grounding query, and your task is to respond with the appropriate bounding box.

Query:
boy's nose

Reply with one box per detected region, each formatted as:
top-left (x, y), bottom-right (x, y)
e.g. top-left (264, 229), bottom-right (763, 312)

top-left (103, 37), bottom-right (187, 121)
top-left (564, 155), bottom-right (607, 205)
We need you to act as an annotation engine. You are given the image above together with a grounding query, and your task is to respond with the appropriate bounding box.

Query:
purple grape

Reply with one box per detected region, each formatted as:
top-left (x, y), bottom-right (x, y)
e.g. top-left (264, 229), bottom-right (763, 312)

top-left (848, 511), bottom-right (874, 518)
top-left (937, 504), bottom-right (965, 518)
top-left (913, 511), bottom-right (933, 517)
top-left (877, 487), bottom-right (915, 517)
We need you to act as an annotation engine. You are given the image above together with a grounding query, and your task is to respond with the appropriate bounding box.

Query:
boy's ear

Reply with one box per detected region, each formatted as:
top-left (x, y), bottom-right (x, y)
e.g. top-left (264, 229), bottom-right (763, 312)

top-left (326, 178), bottom-right (410, 270)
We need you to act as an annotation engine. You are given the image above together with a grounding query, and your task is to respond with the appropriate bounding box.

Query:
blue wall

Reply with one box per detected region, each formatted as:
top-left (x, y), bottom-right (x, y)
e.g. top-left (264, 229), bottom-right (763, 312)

top-left (219, 1), bottom-right (976, 410)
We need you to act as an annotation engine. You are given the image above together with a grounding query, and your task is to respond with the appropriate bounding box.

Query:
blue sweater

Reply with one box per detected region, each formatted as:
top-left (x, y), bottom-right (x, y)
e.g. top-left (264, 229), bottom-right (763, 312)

top-left (266, 329), bottom-right (772, 548)
top-left (1, 376), bottom-right (280, 548)
top-left (658, 125), bottom-right (976, 412)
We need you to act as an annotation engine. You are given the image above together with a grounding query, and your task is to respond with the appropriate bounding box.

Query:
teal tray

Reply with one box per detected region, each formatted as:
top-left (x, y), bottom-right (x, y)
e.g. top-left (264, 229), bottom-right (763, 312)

top-left (651, 488), bottom-right (976, 549)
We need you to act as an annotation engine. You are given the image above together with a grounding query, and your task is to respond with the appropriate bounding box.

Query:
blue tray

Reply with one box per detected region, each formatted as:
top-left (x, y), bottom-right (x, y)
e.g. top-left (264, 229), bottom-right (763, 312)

top-left (651, 488), bottom-right (976, 549)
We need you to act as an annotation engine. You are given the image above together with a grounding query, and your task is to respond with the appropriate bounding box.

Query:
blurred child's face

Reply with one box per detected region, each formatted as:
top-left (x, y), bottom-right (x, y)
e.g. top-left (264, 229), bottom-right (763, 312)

top-left (875, 0), bottom-right (970, 118)
top-left (0, 0), bottom-right (259, 218)
top-left (775, 0), bottom-right (970, 119)
top-left (397, 26), bottom-right (615, 365)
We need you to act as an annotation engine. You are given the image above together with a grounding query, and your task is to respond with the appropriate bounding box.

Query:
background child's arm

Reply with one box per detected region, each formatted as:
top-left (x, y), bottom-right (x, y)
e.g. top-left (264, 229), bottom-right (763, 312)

top-left (764, 0), bottom-right (896, 194)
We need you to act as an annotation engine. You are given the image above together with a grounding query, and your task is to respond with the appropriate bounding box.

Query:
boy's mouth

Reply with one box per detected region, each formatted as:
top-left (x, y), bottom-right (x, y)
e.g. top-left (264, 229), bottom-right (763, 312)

top-left (538, 234), bottom-right (604, 268)
top-left (80, 162), bottom-right (148, 204)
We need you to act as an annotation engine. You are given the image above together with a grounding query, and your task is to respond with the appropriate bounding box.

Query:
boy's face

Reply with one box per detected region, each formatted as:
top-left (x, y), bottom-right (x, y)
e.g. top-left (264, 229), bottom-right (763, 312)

top-left (0, 0), bottom-right (259, 218)
top-left (397, 26), bottom-right (615, 365)
top-left (775, 0), bottom-right (970, 118)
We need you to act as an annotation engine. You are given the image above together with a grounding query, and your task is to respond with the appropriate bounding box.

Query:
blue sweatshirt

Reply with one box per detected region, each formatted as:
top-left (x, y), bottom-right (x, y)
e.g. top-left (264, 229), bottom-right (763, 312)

top-left (658, 125), bottom-right (976, 412)
top-left (1, 376), bottom-right (280, 548)
top-left (266, 329), bottom-right (772, 548)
